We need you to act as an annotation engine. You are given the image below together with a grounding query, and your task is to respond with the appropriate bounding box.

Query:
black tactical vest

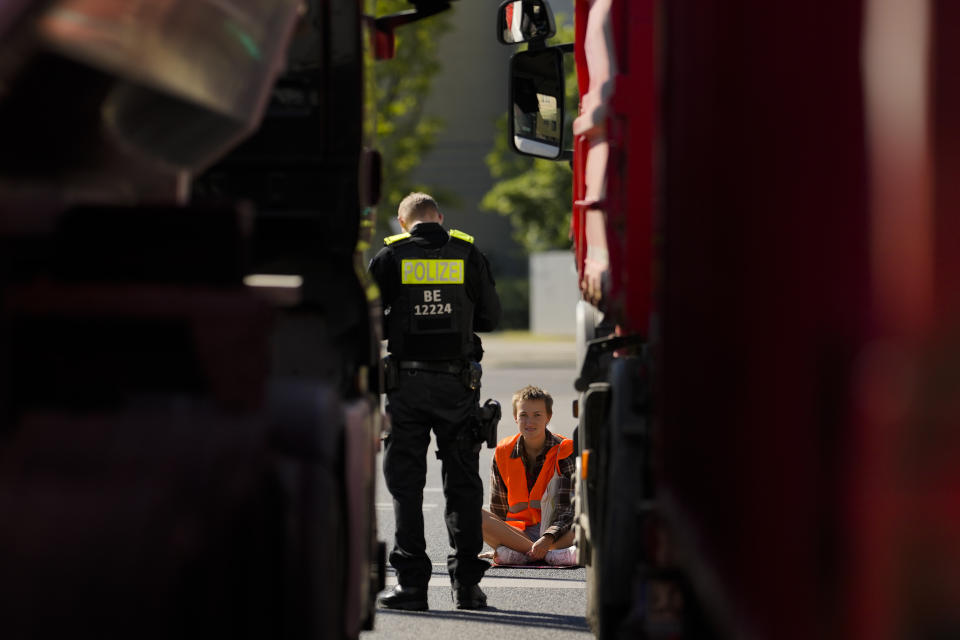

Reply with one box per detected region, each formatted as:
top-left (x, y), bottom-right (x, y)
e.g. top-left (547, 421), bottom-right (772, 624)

top-left (385, 230), bottom-right (475, 361)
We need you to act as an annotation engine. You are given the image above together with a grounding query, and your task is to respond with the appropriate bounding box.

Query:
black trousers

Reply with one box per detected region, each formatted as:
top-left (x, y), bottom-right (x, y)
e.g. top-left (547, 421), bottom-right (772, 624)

top-left (383, 369), bottom-right (488, 589)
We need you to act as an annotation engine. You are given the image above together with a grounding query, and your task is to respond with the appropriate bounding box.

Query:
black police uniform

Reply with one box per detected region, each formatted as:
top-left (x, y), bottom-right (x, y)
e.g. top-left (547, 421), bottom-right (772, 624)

top-left (368, 222), bottom-right (500, 597)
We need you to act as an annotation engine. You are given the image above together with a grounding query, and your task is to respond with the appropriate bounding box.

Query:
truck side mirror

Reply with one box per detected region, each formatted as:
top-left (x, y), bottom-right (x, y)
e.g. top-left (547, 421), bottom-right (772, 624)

top-left (497, 0), bottom-right (556, 45)
top-left (509, 47), bottom-right (565, 159)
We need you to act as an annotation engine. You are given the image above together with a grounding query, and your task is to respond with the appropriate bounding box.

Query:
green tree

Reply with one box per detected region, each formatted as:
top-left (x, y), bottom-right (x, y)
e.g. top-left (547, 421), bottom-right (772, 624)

top-left (481, 17), bottom-right (577, 253)
top-left (373, 1), bottom-right (451, 230)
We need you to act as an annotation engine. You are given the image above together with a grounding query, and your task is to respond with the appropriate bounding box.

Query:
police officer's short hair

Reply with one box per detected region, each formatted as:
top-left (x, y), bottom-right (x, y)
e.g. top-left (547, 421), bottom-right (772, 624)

top-left (511, 385), bottom-right (553, 417)
top-left (398, 192), bottom-right (440, 222)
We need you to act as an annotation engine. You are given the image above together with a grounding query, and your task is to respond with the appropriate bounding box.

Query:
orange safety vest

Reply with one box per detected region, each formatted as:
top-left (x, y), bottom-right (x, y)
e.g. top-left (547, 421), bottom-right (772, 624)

top-left (494, 432), bottom-right (574, 531)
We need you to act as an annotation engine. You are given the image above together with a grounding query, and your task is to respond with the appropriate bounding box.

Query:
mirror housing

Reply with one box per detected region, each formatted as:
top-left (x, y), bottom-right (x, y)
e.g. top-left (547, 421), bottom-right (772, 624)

top-left (497, 0), bottom-right (556, 45)
top-left (370, 1), bottom-right (454, 60)
top-left (509, 47), bottom-right (565, 159)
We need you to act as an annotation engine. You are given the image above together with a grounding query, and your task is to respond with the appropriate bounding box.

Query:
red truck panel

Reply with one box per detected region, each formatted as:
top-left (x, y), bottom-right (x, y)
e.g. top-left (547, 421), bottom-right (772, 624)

top-left (657, 1), bottom-right (960, 638)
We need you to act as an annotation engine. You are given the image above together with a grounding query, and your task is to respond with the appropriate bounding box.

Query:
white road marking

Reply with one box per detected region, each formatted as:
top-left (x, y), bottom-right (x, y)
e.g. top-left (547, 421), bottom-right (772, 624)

top-left (385, 576), bottom-right (584, 589)
top-left (376, 503), bottom-right (438, 509)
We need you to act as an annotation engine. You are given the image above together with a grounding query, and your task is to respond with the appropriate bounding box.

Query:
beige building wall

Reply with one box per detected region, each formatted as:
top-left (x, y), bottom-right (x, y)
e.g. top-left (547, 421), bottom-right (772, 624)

top-left (530, 251), bottom-right (579, 335)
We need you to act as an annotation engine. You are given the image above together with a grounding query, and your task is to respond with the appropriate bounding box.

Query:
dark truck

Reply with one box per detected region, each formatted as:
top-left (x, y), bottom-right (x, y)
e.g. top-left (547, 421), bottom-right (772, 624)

top-left (0, 1), bottom-right (453, 638)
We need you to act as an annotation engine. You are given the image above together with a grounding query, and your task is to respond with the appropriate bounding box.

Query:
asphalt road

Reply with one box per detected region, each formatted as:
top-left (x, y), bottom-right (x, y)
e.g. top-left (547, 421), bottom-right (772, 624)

top-left (362, 332), bottom-right (593, 640)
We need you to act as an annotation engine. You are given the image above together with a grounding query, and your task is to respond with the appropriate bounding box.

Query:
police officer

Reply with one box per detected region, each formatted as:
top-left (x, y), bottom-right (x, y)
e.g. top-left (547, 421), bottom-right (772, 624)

top-left (369, 192), bottom-right (501, 611)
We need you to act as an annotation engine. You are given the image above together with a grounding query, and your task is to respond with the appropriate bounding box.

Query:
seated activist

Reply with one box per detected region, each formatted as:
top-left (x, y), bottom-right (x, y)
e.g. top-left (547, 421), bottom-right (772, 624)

top-left (481, 385), bottom-right (577, 566)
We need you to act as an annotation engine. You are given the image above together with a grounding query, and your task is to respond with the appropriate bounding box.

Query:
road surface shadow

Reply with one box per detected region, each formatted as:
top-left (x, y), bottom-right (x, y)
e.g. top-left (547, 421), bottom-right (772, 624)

top-left (376, 607), bottom-right (590, 632)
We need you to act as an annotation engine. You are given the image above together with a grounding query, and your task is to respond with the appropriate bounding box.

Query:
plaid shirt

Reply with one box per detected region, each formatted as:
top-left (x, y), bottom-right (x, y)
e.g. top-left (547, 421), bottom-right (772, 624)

top-left (490, 429), bottom-right (576, 540)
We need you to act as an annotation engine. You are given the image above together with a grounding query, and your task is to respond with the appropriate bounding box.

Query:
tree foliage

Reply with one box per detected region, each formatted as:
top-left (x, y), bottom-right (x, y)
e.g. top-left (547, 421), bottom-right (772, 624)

top-left (480, 17), bottom-right (578, 253)
top-left (373, 1), bottom-right (450, 228)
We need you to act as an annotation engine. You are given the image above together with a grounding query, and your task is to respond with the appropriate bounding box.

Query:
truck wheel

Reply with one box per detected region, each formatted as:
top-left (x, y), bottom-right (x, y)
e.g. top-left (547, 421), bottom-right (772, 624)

top-left (588, 547), bottom-right (629, 640)
top-left (580, 382), bottom-right (611, 635)
top-left (593, 357), bottom-right (648, 640)
top-left (586, 552), bottom-right (601, 633)
top-left (361, 540), bottom-right (386, 631)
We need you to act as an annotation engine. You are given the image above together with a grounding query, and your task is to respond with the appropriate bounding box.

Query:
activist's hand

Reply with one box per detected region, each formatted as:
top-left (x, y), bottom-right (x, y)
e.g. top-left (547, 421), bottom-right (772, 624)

top-left (528, 536), bottom-right (552, 560)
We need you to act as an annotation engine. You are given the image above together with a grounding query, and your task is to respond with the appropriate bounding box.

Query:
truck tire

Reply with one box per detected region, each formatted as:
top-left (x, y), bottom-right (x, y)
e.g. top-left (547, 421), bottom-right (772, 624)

top-left (599, 356), bottom-right (649, 639)
top-left (579, 382), bottom-right (611, 634)
top-left (586, 556), bottom-right (601, 632)
top-left (585, 357), bottom-right (649, 640)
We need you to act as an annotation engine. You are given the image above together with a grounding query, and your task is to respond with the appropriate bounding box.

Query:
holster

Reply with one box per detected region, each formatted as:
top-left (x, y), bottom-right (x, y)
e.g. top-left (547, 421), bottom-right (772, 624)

top-left (475, 398), bottom-right (501, 448)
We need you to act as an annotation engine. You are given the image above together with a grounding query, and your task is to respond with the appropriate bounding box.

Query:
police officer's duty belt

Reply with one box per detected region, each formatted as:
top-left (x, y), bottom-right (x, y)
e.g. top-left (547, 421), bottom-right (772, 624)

top-left (397, 360), bottom-right (465, 375)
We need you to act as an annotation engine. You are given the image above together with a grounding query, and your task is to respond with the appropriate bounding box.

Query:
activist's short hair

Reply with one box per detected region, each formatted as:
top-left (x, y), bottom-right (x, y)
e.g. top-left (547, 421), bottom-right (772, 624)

top-left (398, 192), bottom-right (440, 222)
top-left (511, 385), bottom-right (554, 416)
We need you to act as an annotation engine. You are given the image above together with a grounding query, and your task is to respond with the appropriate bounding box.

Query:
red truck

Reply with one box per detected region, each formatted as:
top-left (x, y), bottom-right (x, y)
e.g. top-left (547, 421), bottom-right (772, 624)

top-left (499, 1), bottom-right (960, 638)
top-left (0, 1), bottom-right (452, 638)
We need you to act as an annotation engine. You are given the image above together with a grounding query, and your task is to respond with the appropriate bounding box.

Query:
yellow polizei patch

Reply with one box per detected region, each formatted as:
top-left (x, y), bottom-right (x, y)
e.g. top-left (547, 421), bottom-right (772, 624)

top-left (401, 259), bottom-right (465, 284)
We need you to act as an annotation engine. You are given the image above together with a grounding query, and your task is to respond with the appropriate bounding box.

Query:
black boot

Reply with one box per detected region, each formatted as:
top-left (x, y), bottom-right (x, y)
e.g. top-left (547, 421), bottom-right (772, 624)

top-left (378, 585), bottom-right (429, 611)
top-left (453, 583), bottom-right (488, 610)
